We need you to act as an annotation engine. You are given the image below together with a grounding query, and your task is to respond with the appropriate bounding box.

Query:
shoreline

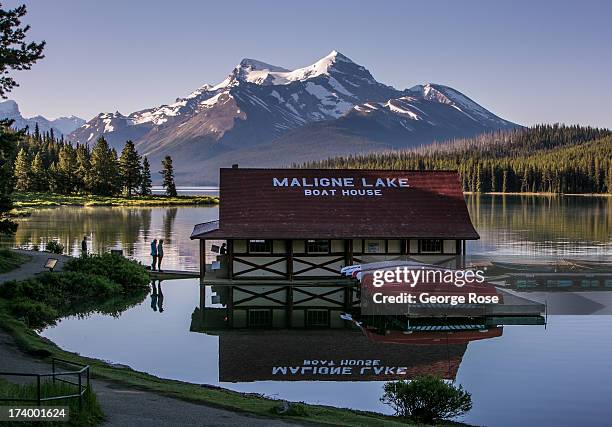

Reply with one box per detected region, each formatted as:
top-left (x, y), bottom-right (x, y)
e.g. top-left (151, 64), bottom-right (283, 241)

top-left (464, 191), bottom-right (612, 197)
top-left (11, 192), bottom-right (219, 210)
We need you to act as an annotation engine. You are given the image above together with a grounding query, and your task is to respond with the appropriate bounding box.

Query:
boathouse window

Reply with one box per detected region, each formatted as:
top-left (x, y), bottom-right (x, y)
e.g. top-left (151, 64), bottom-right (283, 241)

top-left (248, 239), bottom-right (272, 254)
top-left (306, 239), bottom-right (330, 254)
top-left (306, 309), bottom-right (330, 327)
top-left (248, 309), bottom-right (272, 327)
top-left (419, 239), bottom-right (443, 253)
top-left (364, 239), bottom-right (385, 253)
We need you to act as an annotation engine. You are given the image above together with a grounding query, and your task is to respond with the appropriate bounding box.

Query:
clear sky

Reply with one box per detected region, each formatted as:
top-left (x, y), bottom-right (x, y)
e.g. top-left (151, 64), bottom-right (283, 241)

top-left (5, 0), bottom-right (612, 128)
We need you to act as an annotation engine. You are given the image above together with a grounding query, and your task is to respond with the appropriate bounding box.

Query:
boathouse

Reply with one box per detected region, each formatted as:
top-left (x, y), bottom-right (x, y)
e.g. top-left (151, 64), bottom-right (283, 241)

top-left (190, 167), bottom-right (479, 281)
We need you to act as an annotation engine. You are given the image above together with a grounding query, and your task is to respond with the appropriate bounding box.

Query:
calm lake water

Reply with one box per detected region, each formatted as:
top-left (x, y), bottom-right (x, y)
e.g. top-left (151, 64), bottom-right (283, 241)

top-left (2, 194), bottom-right (612, 426)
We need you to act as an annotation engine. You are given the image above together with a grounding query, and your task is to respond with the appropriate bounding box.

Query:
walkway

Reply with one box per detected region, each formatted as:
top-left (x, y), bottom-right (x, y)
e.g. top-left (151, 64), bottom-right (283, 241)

top-left (0, 249), bottom-right (71, 283)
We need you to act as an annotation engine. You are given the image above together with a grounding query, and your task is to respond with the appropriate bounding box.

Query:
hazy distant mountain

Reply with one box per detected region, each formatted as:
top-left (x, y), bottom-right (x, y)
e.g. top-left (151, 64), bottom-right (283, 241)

top-left (0, 100), bottom-right (85, 136)
top-left (69, 50), bottom-right (519, 184)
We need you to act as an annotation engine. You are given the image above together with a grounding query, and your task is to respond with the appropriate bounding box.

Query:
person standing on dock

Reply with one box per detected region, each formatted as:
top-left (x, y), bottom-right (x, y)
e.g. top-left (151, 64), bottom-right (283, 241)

top-left (150, 239), bottom-right (158, 271)
top-left (157, 239), bottom-right (164, 272)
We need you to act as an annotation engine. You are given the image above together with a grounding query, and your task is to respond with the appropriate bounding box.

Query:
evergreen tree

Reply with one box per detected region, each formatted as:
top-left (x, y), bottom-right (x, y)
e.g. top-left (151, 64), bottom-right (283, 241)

top-left (0, 3), bottom-right (45, 234)
top-left (30, 151), bottom-right (47, 191)
top-left (0, 4), bottom-right (45, 98)
top-left (56, 144), bottom-right (78, 193)
top-left (33, 122), bottom-right (40, 142)
top-left (90, 137), bottom-right (119, 196)
top-left (13, 147), bottom-right (30, 191)
top-left (118, 140), bottom-right (141, 197)
top-left (75, 143), bottom-right (91, 193)
top-left (160, 155), bottom-right (177, 197)
top-left (47, 162), bottom-right (59, 193)
top-left (140, 156), bottom-right (152, 196)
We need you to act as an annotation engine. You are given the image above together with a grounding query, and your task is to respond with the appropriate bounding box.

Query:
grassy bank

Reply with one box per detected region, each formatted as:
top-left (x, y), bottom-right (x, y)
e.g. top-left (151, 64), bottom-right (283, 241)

top-left (0, 378), bottom-right (104, 426)
top-left (12, 192), bottom-right (219, 209)
top-left (0, 249), bottom-right (28, 273)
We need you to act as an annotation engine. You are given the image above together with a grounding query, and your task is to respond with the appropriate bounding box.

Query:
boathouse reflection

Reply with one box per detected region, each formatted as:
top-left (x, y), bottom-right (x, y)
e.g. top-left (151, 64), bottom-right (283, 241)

top-left (190, 283), bottom-right (544, 382)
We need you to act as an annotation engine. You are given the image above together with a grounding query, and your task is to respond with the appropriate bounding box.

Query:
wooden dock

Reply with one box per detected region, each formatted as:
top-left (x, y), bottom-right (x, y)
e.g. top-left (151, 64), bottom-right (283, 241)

top-left (149, 269), bottom-right (200, 280)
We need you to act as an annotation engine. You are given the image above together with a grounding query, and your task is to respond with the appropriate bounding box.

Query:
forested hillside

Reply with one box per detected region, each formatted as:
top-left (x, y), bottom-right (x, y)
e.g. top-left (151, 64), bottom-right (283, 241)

top-left (301, 125), bottom-right (612, 194)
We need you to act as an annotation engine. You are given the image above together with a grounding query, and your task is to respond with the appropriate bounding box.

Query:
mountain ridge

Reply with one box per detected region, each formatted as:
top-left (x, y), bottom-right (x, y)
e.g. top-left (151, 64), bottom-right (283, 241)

top-left (0, 100), bottom-right (85, 136)
top-left (68, 50), bottom-right (520, 184)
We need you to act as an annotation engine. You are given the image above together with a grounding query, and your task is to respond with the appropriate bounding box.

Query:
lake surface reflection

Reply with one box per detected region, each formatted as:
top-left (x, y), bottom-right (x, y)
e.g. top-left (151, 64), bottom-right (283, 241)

top-left (5, 194), bottom-right (612, 426)
top-left (2, 195), bottom-right (610, 266)
top-left (41, 278), bottom-right (612, 426)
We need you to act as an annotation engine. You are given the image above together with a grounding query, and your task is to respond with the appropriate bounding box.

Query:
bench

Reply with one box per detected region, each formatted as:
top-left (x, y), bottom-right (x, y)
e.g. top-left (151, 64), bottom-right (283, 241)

top-left (44, 258), bottom-right (58, 272)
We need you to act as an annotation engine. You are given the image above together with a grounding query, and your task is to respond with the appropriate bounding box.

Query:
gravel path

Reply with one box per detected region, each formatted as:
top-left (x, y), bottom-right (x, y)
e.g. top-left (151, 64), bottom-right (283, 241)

top-left (0, 249), bottom-right (71, 283)
top-left (0, 330), bottom-right (300, 426)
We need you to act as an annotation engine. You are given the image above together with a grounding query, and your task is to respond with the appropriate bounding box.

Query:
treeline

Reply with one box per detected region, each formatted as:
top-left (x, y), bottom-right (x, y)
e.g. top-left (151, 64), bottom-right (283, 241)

top-left (301, 124), bottom-right (612, 194)
top-left (12, 124), bottom-right (178, 197)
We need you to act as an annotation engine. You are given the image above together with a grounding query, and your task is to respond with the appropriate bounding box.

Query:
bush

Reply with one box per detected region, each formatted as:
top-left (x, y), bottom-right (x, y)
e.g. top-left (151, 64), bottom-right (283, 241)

top-left (46, 240), bottom-right (64, 254)
top-left (64, 253), bottom-right (149, 291)
top-left (10, 298), bottom-right (58, 328)
top-left (380, 376), bottom-right (472, 423)
top-left (0, 252), bottom-right (149, 329)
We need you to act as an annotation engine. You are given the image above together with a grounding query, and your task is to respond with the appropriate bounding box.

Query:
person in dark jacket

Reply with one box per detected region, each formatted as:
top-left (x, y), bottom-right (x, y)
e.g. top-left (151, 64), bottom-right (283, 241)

top-left (150, 239), bottom-right (158, 271)
top-left (157, 239), bottom-right (164, 272)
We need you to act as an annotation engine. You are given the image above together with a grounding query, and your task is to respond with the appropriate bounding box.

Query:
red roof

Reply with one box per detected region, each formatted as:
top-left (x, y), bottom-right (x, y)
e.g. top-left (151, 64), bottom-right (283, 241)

top-left (191, 168), bottom-right (479, 240)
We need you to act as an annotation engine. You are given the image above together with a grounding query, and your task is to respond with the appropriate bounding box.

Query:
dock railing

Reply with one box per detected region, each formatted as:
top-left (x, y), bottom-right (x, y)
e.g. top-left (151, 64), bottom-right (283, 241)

top-left (0, 358), bottom-right (90, 409)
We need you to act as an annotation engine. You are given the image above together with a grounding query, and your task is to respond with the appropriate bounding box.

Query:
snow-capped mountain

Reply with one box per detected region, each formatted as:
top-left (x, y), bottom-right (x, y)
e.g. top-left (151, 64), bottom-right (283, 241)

top-left (68, 51), bottom-right (518, 184)
top-left (0, 100), bottom-right (85, 136)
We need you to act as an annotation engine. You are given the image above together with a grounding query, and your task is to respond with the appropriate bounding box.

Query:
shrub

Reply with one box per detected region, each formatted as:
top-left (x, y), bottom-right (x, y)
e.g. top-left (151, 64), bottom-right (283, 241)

top-left (64, 253), bottom-right (149, 291)
top-left (46, 240), bottom-right (64, 254)
top-left (380, 376), bottom-right (472, 423)
top-left (9, 298), bottom-right (58, 328)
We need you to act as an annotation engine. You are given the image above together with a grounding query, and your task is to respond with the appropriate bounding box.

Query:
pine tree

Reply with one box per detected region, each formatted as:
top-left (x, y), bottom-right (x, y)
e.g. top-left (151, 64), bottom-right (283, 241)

top-left (0, 5), bottom-right (45, 97)
top-left (140, 156), bottom-right (152, 196)
top-left (48, 162), bottom-right (59, 193)
top-left (90, 137), bottom-right (119, 196)
top-left (30, 151), bottom-right (47, 191)
top-left (56, 144), bottom-right (78, 193)
top-left (75, 144), bottom-right (91, 193)
top-left (0, 3), bottom-right (45, 234)
top-left (118, 140), bottom-right (141, 197)
top-left (160, 155), bottom-right (177, 197)
top-left (13, 148), bottom-right (30, 191)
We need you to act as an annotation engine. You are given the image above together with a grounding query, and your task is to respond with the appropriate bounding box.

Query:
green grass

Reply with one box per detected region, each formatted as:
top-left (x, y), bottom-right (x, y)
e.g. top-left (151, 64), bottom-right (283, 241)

top-left (0, 306), bottom-right (469, 426)
top-left (12, 192), bottom-right (219, 208)
top-left (0, 249), bottom-right (28, 274)
top-left (0, 377), bottom-right (104, 426)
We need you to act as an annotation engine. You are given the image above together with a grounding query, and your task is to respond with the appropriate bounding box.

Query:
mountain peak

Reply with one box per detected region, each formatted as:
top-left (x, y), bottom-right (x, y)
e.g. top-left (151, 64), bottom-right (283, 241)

top-left (238, 58), bottom-right (288, 72)
top-left (0, 99), bottom-right (20, 114)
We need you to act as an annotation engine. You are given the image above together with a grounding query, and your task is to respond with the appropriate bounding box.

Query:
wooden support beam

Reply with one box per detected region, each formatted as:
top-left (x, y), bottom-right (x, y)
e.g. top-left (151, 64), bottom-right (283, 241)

top-left (228, 239), bottom-right (234, 279)
top-left (345, 239), bottom-right (353, 267)
top-left (199, 239), bottom-right (206, 282)
top-left (286, 285), bottom-right (293, 328)
top-left (286, 239), bottom-right (293, 280)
